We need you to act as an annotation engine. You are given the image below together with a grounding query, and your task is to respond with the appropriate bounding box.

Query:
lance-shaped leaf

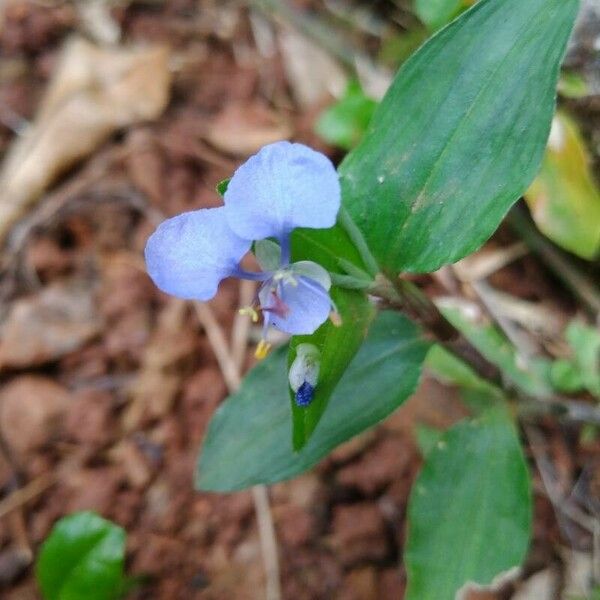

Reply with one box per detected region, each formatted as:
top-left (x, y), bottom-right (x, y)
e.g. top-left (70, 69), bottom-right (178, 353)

top-left (405, 404), bottom-right (532, 599)
top-left (197, 311), bottom-right (430, 491)
top-left (340, 0), bottom-right (578, 275)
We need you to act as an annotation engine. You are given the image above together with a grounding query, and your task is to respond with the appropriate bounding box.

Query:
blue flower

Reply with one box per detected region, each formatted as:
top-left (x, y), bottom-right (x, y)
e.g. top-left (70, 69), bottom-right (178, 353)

top-left (144, 141), bottom-right (341, 355)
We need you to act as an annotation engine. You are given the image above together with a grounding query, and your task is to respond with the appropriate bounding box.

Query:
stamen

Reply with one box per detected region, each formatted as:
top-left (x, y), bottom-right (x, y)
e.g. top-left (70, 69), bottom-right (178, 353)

top-left (261, 291), bottom-right (290, 318)
top-left (255, 339), bottom-right (272, 360)
top-left (239, 306), bottom-right (259, 322)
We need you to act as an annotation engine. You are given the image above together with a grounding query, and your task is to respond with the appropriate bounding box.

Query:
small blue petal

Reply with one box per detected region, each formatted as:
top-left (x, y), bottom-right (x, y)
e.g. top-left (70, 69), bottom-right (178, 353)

top-left (295, 381), bottom-right (315, 407)
top-left (224, 141), bottom-right (341, 240)
top-left (260, 276), bottom-right (331, 335)
top-left (145, 207), bottom-right (251, 301)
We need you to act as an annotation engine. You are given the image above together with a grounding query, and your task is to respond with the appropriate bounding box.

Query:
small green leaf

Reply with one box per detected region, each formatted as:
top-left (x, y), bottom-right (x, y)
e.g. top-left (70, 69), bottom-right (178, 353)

top-left (315, 80), bottom-right (377, 150)
top-left (340, 0), bottom-right (578, 275)
top-left (197, 311), bottom-right (431, 491)
top-left (36, 511), bottom-right (127, 600)
top-left (525, 111), bottom-right (600, 260)
top-left (288, 288), bottom-right (375, 450)
top-left (414, 0), bottom-right (463, 31)
top-left (566, 320), bottom-right (600, 398)
top-left (558, 71), bottom-right (589, 99)
top-left (550, 358), bottom-right (584, 393)
top-left (405, 404), bottom-right (532, 599)
top-left (215, 178), bottom-right (230, 197)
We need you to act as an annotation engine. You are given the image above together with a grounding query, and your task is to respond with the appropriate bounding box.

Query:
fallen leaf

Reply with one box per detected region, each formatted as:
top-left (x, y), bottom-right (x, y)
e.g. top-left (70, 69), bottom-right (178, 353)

top-left (525, 111), bottom-right (600, 260)
top-left (0, 376), bottom-right (71, 458)
top-left (206, 102), bottom-right (292, 156)
top-left (0, 37), bottom-right (171, 243)
top-left (0, 278), bottom-right (102, 370)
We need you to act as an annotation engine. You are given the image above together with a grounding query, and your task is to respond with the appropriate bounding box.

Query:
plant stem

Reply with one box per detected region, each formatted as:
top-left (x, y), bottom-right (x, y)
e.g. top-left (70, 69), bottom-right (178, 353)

top-left (371, 275), bottom-right (504, 384)
top-left (371, 275), bottom-right (600, 426)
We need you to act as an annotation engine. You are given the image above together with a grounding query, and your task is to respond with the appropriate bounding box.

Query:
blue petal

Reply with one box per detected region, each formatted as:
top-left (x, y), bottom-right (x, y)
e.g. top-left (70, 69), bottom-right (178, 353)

top-left (260, 276), bottom-right (331, 335)
top-left (224, 141), bottom-right (341, 240)
top-left (145, 207), bottom-right (251, 300)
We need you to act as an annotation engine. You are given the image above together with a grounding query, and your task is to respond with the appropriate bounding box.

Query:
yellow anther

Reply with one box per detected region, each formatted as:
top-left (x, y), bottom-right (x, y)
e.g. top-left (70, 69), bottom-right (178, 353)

top-left (329, 311), bottom-right (342, 327)
top-left (239, 306), bottom-right (259, 322)
top-left (255, 339), bottom-right (272, 360)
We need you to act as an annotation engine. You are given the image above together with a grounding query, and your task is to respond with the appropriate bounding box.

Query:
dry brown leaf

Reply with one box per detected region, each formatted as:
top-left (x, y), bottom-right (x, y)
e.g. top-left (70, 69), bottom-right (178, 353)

top-left (0, 277), bottom-right (102, 370)
top-left (0, 37), bottom-right (171, 243)
top-left (206, 102), bottom-right (292, 157)
top-left (0, 376), bottom-right (72, 458)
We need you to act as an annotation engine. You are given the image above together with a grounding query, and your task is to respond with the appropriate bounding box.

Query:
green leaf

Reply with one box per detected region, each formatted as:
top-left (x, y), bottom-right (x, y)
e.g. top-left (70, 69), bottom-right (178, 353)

top-left (558, 71), bottom-right (589, 99)
top-left (315, 80), bottom-right (377, 150)
top-left (291, 221), bottom-right (368, 275)
top-left (197, 311), bottom-right (431, 491)
top-left (405, 404), bottom-right (532, 599)
top-left (566, 320), bottom-right (600, 398)
top-left (36, 511), bottom-right (127, 600)
top-left (550, 358), bottom-right (584, 393)
top-left (288, 288), bottom-right (374, 450)
top-left (525, 111), bottom-right (600, 260)
top-left (340, 0), bottom-right (578, 275)
top-left (414, 0), bottom-right (463, 30)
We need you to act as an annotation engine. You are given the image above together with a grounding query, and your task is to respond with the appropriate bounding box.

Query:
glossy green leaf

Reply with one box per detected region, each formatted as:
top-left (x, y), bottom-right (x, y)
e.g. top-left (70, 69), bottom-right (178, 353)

top-left (36, 511), bottom-right (127, 600)
top-left (288, 288), bottom-right (374, 450)
top-left (405, 404), bottom-right (532, 599)
top-left (315, 80), bottom-right (377, 150)
top-left (197, 311), bottom-right (430, 491)
top-left (340, 0), bottom-right (578, 275)
top-left (566, 320), bottom-right (600, 398)
top-left (525, 112), bottom-right (600, 260)
top-left (414, 0), bottom-right (462, 30)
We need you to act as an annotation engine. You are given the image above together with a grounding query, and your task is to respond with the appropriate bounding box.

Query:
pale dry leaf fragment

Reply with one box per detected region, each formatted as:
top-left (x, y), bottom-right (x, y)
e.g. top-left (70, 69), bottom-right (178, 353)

top-left (278, 29), bottom-right (347, 107)
top-left (206, 102), bottom-right (292, 156)
top-left (0, 277), bottom-right (102, 370)
top-left (511, 568), bottom-right (558, 600)
top-left (0, 37), bottom-right (171, 244)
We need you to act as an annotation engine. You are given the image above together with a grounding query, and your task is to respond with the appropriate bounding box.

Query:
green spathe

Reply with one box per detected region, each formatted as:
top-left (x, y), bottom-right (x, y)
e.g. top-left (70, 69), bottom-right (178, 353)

top-left (197, 311), bottom-right (430, 491)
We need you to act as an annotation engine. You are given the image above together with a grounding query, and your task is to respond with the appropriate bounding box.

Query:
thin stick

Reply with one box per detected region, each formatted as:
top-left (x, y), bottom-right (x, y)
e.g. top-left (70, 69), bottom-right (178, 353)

top-left (194, 299), bottom-right (282, 600)
top-left (0, 473), bottom-right (55, 520)
top-left (231, 280), bottom-right (257, 372)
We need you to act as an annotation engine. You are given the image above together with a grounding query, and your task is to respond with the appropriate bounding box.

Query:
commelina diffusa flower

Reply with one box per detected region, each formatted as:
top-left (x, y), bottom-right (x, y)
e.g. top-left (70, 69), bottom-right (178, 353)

top-left (144, 141), bottom-right (341, 358)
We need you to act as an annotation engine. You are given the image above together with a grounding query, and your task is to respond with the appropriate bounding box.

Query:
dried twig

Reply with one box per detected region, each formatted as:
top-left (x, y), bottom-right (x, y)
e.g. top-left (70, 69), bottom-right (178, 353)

top-left (194, 296), bottom-right (282, 600)
top-left (0, 474), bottom-right (56, 520)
